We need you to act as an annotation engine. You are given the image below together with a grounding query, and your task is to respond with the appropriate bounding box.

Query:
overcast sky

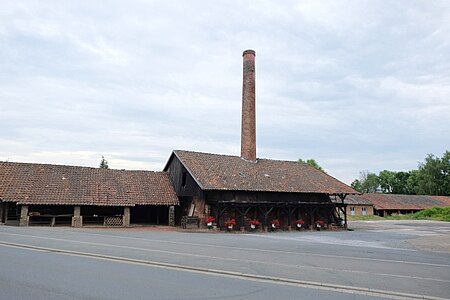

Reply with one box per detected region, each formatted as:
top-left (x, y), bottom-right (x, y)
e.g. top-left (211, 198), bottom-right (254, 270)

top-left (1, 1), bottom-right (449, 184)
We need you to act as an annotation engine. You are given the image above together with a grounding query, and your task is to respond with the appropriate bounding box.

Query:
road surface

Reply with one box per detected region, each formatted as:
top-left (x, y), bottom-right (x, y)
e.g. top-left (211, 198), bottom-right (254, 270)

top-left (0, 220), bottom-right (449, 299)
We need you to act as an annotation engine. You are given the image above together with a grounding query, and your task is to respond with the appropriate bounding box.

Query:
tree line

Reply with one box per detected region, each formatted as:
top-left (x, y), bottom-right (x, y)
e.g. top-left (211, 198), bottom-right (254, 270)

top-left (350, 150), bottom-right (449, 196)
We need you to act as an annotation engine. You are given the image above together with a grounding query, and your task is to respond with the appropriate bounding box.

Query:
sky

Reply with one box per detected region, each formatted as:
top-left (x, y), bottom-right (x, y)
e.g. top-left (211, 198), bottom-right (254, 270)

top-left (1, 1), bottom-right (449, 184)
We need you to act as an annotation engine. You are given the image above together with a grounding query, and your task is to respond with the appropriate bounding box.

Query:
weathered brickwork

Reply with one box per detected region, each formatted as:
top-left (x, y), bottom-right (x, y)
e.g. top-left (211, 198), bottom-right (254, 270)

top-left (19, 205), bottom-right (29, 226)
top-left (168, 206), bottom-right (175, 226)
top-left (71, 206), bottom-right (83, 227)
top-left (123, 207), bottom-right (130, 227)
top-left (241, 49), bottom-right (256, 162)
top-left (192, 196), bottom-right (207, 227)
top-left (347, 205), bottom-right (374, 216)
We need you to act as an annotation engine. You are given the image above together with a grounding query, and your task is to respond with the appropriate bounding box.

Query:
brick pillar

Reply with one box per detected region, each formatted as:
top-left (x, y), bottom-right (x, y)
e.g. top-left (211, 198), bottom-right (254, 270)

top-left (192, 196), bottom-right (206, 228)
top-left (19, 205), bottom-right (29, 227)
top-left (241, 49), bottom-right (256, 162)
top-left (123, 207), bottom-right (130, 227)
top-left (169, 206), bottom-right (175, 226)
top-left (71, 206), bottom-right (83, 228)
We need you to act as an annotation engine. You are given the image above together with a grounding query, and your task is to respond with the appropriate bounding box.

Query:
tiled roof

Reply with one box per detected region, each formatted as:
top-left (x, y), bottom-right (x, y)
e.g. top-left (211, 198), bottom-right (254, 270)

top-left (339, 194), bottom-right (373, 205)
top-left (170, 150), bottom-right (357, 194)
top-left (0, 162), bottom-right (179, 206)
top-left (345, 193), bottom-right (450, 210)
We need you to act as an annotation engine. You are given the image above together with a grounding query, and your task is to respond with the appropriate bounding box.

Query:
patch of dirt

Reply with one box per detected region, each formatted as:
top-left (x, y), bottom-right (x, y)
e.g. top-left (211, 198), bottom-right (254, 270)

top-left (407, 234), bottom-right (450, 253)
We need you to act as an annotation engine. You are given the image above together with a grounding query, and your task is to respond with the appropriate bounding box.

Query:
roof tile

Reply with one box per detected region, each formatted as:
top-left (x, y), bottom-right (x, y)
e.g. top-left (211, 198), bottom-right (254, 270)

top-left (345, 193), bottom-right (450, 210)
top-left (172, 150), bottom-right (356, 194)
top-left (0, 162), bottom-right (179, 206)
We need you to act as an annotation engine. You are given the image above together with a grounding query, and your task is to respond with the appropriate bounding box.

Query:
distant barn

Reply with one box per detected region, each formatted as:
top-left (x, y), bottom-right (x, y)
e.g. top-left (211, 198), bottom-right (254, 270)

top-left (344, 193), bottom-right (450, 217)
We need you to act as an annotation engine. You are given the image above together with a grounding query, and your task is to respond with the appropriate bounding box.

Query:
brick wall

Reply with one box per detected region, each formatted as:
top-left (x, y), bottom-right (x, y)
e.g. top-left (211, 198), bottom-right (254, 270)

top-left (347, 205), bottom-right (374, 216)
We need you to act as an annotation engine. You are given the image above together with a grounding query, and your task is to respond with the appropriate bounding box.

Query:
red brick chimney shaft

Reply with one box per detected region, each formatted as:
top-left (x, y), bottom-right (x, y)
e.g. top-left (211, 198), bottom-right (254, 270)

top-left (241, 49), bottom-right (256, 161)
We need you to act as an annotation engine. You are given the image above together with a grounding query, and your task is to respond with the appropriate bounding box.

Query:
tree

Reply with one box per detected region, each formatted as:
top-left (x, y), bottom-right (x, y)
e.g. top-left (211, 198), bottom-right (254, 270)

top-left (391, 171), bottom-right (411, 194)
top-left (351, 170), bottom-right (379, 193)
top-left (298, 158), bottom-right (326, 173)
top-left (99, 156), bottom-right (109, 169)
top-left (378, 170), bottom-right (396, 193)
top-left (351, 179), bottom-right (362, 192)
top-left (406, 169), bottom-right (420, 194)
top-left (415, 151), bottom-right (450, 195)
top-left (442, 151), bottom-right (450, 195)
top-left (350, 150), bottom-right (449, 195)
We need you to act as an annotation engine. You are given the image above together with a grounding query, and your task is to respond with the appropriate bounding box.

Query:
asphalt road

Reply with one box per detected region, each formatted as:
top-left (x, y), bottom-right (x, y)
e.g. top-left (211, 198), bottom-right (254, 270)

top-left (0, 220), bottom-right (449, 300)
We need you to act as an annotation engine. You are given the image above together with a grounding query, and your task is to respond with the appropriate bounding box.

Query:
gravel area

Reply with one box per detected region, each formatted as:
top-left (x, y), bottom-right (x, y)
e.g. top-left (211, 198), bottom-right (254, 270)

top-left (349, 220), bottom-right (450, 253)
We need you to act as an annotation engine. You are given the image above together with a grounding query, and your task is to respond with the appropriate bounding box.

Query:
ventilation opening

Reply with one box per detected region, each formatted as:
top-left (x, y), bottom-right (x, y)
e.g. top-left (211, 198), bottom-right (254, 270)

top-left (182, 172), bottom-right (187, 187)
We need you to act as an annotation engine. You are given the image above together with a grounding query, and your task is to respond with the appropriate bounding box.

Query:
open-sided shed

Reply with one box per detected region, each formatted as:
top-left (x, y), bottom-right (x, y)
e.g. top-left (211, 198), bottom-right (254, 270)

top-left (164, 150), bottom-right (357, 230)
top-left (0, 161), bottom-right (179, 227)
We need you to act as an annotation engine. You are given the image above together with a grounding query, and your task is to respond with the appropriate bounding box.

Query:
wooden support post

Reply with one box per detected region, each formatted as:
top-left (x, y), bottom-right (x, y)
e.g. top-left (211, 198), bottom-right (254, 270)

top-left (219, 206), bottom-right (227, 218)
top-left (262, 206), bottom-right (268, 232)
top-left (215, 204), bottom-right (220, 227)
top-left (339, 193), bottom-right (347, 229)
top-left (156, 206), bottom-right (160, 225)
top-left (263, 206), bottom-right (274, 232)
top-left (2, 202), bottom-right (8, 223)
top-left (0, 202), bottom-right (5, 224)
top-left (287, 206), bottom-right (293, 231)
top-left (307, 207), bottom-right (316, 230)
top-left (235, 206), bottom-right (245, 232)
top-left (344, 206), bottom-right (348, 229)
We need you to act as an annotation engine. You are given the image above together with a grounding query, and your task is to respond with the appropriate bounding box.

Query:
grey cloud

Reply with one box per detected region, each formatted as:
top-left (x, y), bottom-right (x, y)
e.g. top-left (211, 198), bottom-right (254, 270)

top-left (1, 1), bottom-right (449, 184)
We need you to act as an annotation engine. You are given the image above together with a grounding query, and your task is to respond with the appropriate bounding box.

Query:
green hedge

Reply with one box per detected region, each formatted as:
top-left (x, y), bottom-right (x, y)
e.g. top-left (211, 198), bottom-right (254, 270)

top-left (412, 206), bottom-right (450, 222)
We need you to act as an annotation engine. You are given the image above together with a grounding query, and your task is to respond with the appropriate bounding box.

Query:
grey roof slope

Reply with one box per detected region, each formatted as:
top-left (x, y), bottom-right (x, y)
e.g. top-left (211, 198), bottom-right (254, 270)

top-left (0, 161), bottom-right (179, 206)
top-left (168, 150), bottom-right (357, 194)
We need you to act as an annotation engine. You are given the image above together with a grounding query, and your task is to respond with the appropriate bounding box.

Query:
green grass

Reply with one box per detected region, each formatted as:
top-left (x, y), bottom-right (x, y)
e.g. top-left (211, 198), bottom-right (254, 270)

top-left (350, 206), bottom-right (450, 222)
top-left (347, 215), bottom-right (384, 221)
top-left (383, 214), bottom-right (415, 220)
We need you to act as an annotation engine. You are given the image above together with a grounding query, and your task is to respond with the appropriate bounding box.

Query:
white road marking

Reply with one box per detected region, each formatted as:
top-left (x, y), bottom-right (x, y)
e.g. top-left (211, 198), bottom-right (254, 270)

top-left (0, 231), bottom-right (449, 284)
top-left (0, 241), bottom-right (447, 300)
top-left (49, 229), bottom-right (450, 268)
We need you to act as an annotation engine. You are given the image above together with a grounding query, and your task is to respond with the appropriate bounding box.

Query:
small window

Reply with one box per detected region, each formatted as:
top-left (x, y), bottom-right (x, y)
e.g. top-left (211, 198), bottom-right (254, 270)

top-left (350, 207), bottom-right (355, 216)
top-left (181, 172), bottom-right (187, 187)
top-left (362, 207), bottom-right (367, 216)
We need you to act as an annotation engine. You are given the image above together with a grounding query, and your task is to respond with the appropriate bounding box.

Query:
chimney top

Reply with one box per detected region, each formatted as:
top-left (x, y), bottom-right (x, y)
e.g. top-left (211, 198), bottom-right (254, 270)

top-left (243, 49), bottom-right (256, 56)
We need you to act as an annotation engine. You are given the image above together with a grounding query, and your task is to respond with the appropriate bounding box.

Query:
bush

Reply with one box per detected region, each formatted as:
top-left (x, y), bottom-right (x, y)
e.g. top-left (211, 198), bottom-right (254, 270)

top-left (412, 206), bottom-right (450, 222)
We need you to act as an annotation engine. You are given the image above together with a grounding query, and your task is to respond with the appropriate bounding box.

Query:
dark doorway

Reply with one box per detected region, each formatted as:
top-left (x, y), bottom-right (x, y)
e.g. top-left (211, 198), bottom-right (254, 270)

top-left (0, 202), bottom-right (6, 223)
top-left (5, 202), bottom-right (19, 225)
top-left (130, 205), bottom-right (169, 225)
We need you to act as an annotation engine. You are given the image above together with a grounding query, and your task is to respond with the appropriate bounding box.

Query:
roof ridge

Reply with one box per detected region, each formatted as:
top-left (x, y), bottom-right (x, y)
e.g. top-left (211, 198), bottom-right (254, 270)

top-left (0, 161), bottom-right (167, 174)
top-left (173, 150), bottom-right (315, 164)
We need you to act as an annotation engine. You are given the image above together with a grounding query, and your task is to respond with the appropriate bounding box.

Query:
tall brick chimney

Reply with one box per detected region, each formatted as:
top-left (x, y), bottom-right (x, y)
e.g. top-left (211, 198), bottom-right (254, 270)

top-left (241, 49), bottom-right (256, 162)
